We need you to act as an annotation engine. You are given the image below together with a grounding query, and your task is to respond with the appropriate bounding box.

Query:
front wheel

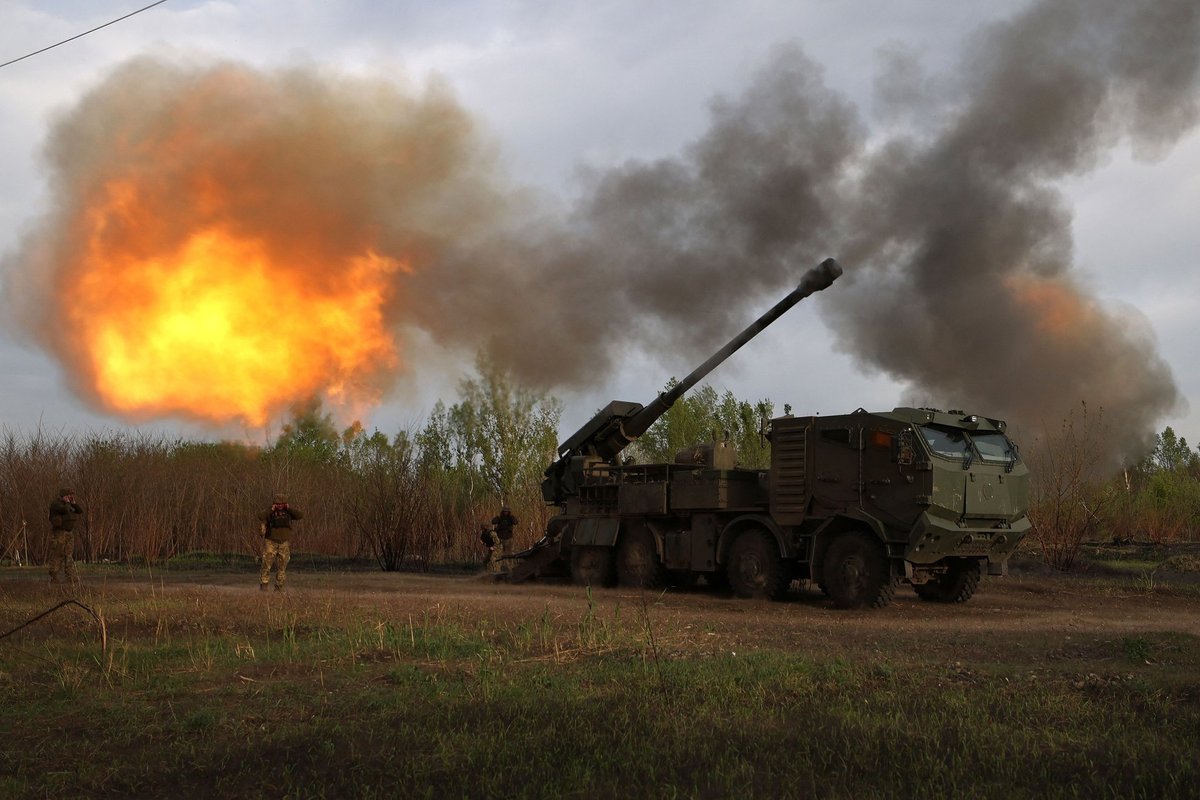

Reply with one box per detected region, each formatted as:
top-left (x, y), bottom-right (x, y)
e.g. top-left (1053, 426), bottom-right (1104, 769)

top-left (822, 531), bottom-right (896, 609)
top-left (914, 559), bottom-right (982, 603)
top-left (725, 529), bottom-right (790, 600)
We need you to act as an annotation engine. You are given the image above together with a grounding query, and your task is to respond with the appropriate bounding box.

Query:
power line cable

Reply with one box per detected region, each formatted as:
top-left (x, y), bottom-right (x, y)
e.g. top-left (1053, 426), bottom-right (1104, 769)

top-left (0, 0), bottom-right (170, 70)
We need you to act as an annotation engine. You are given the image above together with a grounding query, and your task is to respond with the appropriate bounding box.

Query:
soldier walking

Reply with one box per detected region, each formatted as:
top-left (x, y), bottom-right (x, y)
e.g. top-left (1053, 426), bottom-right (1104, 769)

top-left (491, 505), bottom-right (518, 574)
top-left (47, 488), bottom-right (84, 587)
top-left (259, 493), bottom-right (302, 591)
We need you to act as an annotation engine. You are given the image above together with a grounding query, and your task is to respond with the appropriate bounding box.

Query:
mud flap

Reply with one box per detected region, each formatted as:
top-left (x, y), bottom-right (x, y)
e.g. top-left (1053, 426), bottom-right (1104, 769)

top-left (505, 538), bottom-right (563, 583)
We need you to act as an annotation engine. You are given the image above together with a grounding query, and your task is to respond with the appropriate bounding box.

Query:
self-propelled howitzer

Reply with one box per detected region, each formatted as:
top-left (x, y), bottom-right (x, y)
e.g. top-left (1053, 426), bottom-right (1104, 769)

top-left (540, 257), bottom-right (843, 505)
top-left (508, 254), bottom-right (1031, 609)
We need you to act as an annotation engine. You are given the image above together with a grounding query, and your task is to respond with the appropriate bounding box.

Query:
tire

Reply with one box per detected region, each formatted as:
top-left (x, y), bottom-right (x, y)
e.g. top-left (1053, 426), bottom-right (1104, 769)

top-left (822, 531), bottom-right (896, 609)
top-left (615, 526), bottom-right (667, 588)
top-left (570, 546), bottom-right (616, 587)
top-left (914, 559), bottom-right (982, 603)
top-left (725, 528), bottom-right (790, 600)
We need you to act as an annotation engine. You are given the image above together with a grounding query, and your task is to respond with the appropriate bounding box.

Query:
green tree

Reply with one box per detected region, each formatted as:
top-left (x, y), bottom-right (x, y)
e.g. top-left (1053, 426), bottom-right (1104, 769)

top-left (271, 397), bottom-right (342, 465)
top-left (1148, 426), bottom-right (1200, 473)
top-left (450, 353), bottom-right (562, 504)
top-left (627, 380), bottom-right (774, 469)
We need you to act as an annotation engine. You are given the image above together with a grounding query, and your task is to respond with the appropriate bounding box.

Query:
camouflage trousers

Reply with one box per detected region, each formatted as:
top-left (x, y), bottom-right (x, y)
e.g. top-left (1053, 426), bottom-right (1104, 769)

top-left (260, 539), bottom-right (291, 588)
top-left (483, 546), bottom-right (500, 574)
top-left (47, 531), bottom-right (77, 584)
top-left (499, 538), bottom-right (513, 574)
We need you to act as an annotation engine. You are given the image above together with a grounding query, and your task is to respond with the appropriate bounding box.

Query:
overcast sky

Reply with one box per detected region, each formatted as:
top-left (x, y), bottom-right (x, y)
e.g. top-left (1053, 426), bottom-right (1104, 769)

top-left (1, 0), bottom-right (1198, 455)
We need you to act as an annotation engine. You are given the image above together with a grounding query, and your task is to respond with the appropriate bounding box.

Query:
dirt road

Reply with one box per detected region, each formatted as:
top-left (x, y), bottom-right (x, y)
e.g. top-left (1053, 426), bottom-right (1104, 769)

top-left (39, 564), bottom-right (1195, 671)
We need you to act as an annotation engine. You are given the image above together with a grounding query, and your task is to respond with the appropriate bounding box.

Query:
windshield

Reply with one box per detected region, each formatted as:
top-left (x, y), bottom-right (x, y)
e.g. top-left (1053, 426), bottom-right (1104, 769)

top-left (920, 425), bottom-right (1018, 465)
top-left (920, 426), bottom-right (971, 459)
top-left (972, 432), bottom-right (1017, 463)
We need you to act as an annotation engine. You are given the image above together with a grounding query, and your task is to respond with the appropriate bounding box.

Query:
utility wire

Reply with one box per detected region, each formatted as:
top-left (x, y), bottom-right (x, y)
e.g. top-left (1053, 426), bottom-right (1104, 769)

top-left (0, 0), bottom-right (170, 70)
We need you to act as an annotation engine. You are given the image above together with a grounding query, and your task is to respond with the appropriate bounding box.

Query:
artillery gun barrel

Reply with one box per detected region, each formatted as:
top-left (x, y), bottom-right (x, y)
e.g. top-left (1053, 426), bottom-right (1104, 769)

top-left (621, 257), bottom-right (843, 440)
top-left (541, 257), bottom-right (843, 504)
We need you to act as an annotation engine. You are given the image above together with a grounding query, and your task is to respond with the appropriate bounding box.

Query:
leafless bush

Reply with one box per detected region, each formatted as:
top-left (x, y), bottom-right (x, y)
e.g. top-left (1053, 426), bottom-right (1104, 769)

top-left (1027, 403), bottom-right (1114, 570)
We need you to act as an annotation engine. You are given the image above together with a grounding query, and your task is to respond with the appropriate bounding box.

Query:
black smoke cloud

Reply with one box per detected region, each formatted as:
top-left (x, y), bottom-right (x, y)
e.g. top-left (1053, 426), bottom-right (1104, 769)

top-left (5, 0), bottom-right (1198, 461)
top-left (418, 0), bottom-right (1195, 463)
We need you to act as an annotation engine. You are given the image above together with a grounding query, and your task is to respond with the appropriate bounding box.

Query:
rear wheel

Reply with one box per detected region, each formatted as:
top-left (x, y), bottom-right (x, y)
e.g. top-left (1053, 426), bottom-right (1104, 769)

top-left (616, 526), bottom-right (667, 588)
top-left (725, 528), bottom-right (789, 600)
top-left (822, 531), bottom-right (896, 609)
top-left (914, 559), bottom-right (982, 603)
top-left (570, 546), bottom-right (616, 587)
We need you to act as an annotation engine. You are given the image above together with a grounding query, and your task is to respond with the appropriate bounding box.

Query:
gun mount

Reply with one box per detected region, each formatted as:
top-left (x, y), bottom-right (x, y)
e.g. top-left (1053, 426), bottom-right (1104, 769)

top-left (540, 257), bottom-right (843, 505)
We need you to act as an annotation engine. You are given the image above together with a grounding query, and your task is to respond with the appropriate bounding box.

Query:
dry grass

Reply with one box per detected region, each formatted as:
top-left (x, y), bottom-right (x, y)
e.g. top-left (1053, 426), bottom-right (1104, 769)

top-left (1, 564), bottom-right (1199, 798)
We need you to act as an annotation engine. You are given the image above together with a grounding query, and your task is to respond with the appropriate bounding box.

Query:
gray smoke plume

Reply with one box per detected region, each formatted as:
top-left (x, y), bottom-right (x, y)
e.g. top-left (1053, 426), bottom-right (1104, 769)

top-left (827, 0), bottom-right (1198, 461)
top-left (4, 0), bottom-right (1197, 461)
top-left (419, 0), bottom-right (1196, 463)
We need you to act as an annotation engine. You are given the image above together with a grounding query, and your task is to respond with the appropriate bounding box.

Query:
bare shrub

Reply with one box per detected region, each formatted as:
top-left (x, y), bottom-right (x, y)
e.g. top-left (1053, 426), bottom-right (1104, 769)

top-left (1027, 403), bottom-right (1113, 571)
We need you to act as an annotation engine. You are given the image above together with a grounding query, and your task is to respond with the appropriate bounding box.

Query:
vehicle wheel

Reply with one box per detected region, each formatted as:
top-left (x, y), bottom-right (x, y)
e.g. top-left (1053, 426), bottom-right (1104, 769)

top-left (615, 527), bottom-right (666, 588)
top-left (725, 528), bottom-right (789, 600)
top-left (570, 546), bottom-right (616, 587)
top-left (913, 559), bottom-right (982, 603)
top-left (822, 531), bottom-right (896, 609)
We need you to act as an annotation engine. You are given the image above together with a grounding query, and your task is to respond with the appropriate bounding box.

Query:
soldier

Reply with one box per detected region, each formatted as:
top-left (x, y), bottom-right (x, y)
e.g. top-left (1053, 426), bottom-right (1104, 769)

top-left (491, 505), bottom-right (518, 574)
top-left (47, 488), bottom-right (84, 586)
top-left (259, 493), bottom-right (303, 591)
top-left (479, 524), bottom-right (501, 574)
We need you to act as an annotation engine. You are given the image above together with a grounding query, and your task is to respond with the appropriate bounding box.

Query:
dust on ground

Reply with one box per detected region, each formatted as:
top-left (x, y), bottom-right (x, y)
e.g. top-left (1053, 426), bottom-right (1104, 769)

top-left (6, 561), bottom-right (1196, 672)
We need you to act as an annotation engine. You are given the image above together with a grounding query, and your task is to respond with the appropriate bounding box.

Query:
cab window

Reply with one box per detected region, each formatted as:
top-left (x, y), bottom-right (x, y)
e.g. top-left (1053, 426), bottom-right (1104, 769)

top-left (972, 432), bottom-right (1017, 463)
top-left (920, 426), bottom-right (970, 459)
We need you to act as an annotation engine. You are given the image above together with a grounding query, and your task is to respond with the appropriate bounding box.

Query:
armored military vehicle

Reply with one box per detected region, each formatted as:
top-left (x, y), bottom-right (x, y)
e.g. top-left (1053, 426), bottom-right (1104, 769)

top-left (509, 258), bottom-right (1030, 608)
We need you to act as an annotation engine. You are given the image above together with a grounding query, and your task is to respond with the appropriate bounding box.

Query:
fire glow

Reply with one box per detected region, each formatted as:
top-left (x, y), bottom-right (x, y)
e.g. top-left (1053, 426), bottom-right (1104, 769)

top-left (71, 221), bottom-right (400, 426)
top-left (8, 59), bottom-right (490, 428)
top-left (1005, 273), bottom-right (1097, 342)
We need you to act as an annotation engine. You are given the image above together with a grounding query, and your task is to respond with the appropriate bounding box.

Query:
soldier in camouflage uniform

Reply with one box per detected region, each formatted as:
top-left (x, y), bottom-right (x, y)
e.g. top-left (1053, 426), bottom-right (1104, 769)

top-left (491, 505), bottom-right (518, 574)
top-left (480, 524), bottom-right (501, 574)
top-left (259, 493), bottom-right (303, 591)
top-left (47, 488), bottom-right (84, 586)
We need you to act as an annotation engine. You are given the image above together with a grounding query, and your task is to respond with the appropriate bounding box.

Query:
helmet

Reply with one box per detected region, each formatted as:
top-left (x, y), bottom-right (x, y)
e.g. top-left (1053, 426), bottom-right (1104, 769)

top-left (274, 493), bottom-right (287, 504)
top-left (59, 487), bottom-right (74, 498)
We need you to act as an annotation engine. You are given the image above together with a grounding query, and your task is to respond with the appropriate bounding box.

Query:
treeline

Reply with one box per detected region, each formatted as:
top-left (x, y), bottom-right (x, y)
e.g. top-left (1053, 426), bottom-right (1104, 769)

top-left (4, 363), bottom-right (1196, 574)
top-left (0, 356), bottom-right (775, 571)
top-left (1028, 403), bottom-right (1200, 569)
top-left (0, 356), bottom-right (560, 570)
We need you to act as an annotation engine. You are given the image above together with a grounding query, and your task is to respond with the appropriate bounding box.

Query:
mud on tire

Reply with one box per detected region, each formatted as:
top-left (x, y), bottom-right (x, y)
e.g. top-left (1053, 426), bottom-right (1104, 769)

top-left (822, 531), bottom-right (896, 609)
top-left (615, 526), bottom-right (667, 588)
top-left (725, 528), bottom-right (790, 600)
top-left (913, 558), bottom-right (982, 603)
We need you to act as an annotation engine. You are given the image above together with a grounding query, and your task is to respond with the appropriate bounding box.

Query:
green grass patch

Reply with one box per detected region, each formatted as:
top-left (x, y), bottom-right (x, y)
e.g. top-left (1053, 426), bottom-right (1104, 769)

top-left (1, 580), bottom-right (1198, 798)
